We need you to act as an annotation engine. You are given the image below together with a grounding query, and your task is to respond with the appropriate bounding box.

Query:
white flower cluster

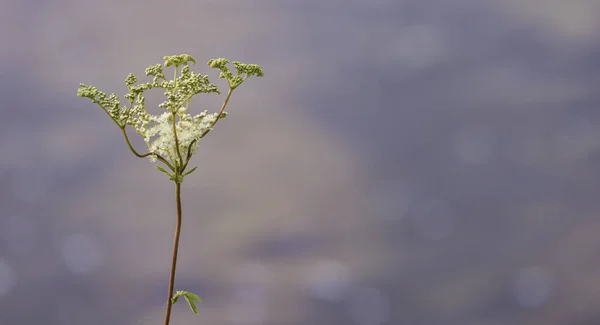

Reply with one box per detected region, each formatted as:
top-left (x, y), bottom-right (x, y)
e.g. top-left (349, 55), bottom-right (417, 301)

top-left (142, 110), bottom-right (220, 163)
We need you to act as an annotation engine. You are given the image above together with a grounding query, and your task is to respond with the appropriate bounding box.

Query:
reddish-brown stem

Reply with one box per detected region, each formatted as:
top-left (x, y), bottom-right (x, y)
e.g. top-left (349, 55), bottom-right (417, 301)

top-left (163, 182), bottom-right (183, 325)
top-left (200, 87), bottom-right (233, 138)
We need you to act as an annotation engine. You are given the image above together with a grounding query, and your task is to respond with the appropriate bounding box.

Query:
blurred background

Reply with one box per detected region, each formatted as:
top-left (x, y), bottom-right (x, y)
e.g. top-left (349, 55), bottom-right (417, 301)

top-left (1, 0), bottom-right (600, 324)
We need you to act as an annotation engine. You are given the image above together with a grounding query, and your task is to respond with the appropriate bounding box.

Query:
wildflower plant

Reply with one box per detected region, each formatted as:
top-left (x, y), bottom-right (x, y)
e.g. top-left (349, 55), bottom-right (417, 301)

top-left (77, 54), bottom-right (263, 325)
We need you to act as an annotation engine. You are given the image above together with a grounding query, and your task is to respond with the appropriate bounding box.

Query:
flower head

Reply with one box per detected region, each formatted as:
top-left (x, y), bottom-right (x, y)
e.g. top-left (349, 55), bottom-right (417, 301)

top-left (143, 110), bottom-right (220, 163)
top-left (77, 54), bottom-right (263, 182)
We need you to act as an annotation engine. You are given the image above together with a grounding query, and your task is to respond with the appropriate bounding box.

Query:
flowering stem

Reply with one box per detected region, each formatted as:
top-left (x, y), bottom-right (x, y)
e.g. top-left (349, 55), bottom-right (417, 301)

top-left (163, 181), bottom-right (183, 325)
top-left (76, 54), bottom-right (264, 323)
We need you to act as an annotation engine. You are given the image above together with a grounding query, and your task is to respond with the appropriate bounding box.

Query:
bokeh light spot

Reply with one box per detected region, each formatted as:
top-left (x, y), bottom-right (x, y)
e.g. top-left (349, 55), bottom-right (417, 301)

top-left (513, 266), bottom-right (554, 308)
top-left (306, 259), bottom-right (352, 302)
top-left (348, 287), bottom-right (391, 325)
top-left (369, 180), bottom-right (413, 221)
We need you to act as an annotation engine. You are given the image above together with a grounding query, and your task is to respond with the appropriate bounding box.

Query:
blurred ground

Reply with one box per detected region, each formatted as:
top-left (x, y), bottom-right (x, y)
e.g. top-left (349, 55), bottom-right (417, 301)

top-left (1, 1), bottom-right (600, 324)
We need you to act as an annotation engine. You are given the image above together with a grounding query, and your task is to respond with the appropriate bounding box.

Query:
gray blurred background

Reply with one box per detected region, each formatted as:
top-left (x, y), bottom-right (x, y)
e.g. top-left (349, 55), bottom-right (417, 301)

top-left (1, 0), bottom-right (600, 324)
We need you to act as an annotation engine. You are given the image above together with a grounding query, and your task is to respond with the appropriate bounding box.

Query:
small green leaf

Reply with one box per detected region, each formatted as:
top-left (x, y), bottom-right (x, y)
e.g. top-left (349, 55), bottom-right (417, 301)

top-left (155, 165), bottom-right (172, 176)
top-left (183, 291), bottom-right (202, 314)
top-left (171, 290), bottom-right (184, 305)
top-left (171, 290), bottom-right (202, 314)
top-left (182, 166), bottom-right (197, 177)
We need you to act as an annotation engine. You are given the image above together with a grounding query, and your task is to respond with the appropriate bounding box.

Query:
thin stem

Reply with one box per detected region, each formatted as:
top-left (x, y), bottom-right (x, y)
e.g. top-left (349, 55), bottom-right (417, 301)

top-left (162, 85), bottom-right (233, 325)
top-left (171, 67), bottom-right (184, 166)
top-left (120, 127), bottom-right (174, 171)
top-left (171, 112), bottom-right (184, 167)
top-left (181, 138), bottom-right (197, 171)
top-left (163, 182), bottom-right (183, 325)
top-left (200, 87), bottom-right (234, 138)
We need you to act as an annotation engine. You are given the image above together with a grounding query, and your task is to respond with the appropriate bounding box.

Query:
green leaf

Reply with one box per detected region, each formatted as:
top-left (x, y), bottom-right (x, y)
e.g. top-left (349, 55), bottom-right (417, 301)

top-left (155, 165), bottom-right (172, 176)
top-left (170, 290), bottom-right (202, 314)
top-left (183, 291), bottom-right (202, 314)
top-left (171, 291), bottom-right (184, 305)
top-left (182, 166), bottom-right (197, 177)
